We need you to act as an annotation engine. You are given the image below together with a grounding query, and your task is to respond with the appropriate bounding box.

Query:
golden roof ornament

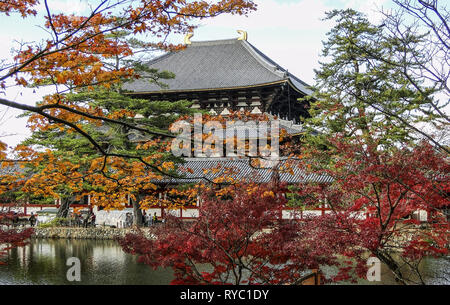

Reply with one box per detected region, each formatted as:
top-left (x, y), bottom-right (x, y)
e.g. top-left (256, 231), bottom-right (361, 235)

top-left (184, 32), bottom-right (194, 45)
top-left (237, 30), bottom-right (247, 41)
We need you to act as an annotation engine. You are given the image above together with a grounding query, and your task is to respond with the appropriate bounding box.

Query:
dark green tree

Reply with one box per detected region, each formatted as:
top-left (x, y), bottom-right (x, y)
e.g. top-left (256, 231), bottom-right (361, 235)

top-left (302, 8), bottom-right (449, 160)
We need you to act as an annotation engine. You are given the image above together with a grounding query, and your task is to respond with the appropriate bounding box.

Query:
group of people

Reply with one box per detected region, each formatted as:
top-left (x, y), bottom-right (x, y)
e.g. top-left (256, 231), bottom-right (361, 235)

top-left (124, 211), bottom-right (161, 228)
top-left (25, 210), bottom-right (96, 228)
top-left (70, 211), bottom-right (96, 227)
top-left (23, 210), bottom-right (162, 228)
top-left (142, 211), bottom-right (161, 227)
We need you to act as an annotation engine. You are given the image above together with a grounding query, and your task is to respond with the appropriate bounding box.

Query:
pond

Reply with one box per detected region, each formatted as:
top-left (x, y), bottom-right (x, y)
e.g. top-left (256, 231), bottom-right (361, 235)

top-left (0, 238), bottom-right (173, 285)
top-left (0, 238), bottom-right (448, 285)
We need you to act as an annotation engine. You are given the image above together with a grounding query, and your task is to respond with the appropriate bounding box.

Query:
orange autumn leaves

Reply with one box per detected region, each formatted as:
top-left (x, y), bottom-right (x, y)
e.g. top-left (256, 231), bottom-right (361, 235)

top-left (3, 0), bottom-right (256, 91)
top-left (0, 0), bottom-right (257, 211)
top-left (0, 0), bottom-right (257, 113)
top-left (12, 147), bottom-right (158, 209)
top-left (0, 141), bottom-right (7, 160)
top-left (0, 0), bottom-right (38, 17)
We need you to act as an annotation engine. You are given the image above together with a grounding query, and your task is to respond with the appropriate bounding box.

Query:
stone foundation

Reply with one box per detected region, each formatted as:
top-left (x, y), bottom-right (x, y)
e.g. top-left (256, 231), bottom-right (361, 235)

top-left (31, 227), bottom-right (155, 240)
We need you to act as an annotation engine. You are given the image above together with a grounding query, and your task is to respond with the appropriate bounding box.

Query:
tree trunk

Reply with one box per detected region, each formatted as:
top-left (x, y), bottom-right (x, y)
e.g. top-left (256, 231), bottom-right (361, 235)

top-left (57, 197), bottom-right (70, 218)
top-left (132, 195), bottom-right (143, 227)
top-left (375, 250), bottom-right (408, 285)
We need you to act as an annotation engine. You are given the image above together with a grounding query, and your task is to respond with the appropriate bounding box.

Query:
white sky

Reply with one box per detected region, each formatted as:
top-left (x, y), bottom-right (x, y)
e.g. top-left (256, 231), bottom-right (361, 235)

top-left (0, 0), bottom-right (390, 150)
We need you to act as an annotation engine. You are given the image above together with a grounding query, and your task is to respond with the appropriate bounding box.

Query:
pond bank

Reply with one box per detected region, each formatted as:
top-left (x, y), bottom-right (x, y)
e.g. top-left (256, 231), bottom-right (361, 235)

top-left (30, 226), bottom-right (154, 240)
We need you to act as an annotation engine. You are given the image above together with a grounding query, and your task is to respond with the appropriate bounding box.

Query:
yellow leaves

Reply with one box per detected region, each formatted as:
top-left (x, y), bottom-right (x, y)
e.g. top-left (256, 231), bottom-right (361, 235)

top-left (246, 185), bottom-right (258, 195)
top-left (263, 191), bottom-right (275, 198)
top-left (56, 70), bottom-right (69, 84)
top-left (214, 186), bottom-right (234, 198)
top-left (14, 144), bottom-right (36, 159)
top-left (0, 0), bottom-right (39, 17)
top-left (279, 164), bottom-right (295, 175)
top-left (142, 183), bottom-right (157, 191)
top-left (73, 207), bottom-right (85, 214)
top-left (90, 193), bottom-right (127, 210)
top-left (250, 158), bottom-right (261, 168)
top-left (137, 140), bottom-right (159, 150)
top-left (161, 161), bottom-right (174, 171)
top-left (0, 141), bottom-right (7, 160)
top-left (212, 176), bottom-right (236, 184)
top-left (89, 157), bottom-right (104, 171)
top-left (15, 76), bottom-right (28, 87)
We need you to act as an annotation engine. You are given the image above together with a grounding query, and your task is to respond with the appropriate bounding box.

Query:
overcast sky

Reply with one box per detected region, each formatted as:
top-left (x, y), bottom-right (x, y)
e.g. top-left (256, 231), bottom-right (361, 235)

top-left (0, 0), bottom-right (391, 150)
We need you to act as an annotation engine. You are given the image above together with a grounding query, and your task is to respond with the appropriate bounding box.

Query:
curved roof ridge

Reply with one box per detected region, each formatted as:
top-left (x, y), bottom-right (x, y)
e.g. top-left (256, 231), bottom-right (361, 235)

top-left (239, 40), bottom-right (286, 80)
top-left (244, 40), bottom-right (313, 93)
top-left (123, 37), bottom-right (313, 94)
top-left (144, 51), bottom-right (174, 66)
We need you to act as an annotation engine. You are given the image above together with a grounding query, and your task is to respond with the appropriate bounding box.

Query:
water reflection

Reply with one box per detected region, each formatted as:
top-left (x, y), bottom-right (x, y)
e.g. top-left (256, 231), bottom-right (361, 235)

top-left (0, 239), bottom-right (448, 285)
top-left (0, 239), bottom-right (173, 285)
top-left (323, 256), bottom-right (450, 285)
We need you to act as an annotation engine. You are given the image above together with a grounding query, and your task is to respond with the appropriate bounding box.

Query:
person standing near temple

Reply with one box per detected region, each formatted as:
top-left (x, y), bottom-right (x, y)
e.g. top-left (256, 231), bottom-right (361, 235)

top-left (29, 213), bottom-right (36, 227)
top-left (142, 210), bottom-right (147, 227)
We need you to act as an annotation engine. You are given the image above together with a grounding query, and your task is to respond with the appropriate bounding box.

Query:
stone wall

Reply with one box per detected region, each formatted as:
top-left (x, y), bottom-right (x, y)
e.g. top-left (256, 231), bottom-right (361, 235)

top-left (31, 227), bottom-right (155, 240)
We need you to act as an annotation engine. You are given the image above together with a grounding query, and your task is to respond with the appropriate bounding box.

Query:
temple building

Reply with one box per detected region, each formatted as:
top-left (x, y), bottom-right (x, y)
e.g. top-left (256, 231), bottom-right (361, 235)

top-left (123, 32), bottom-right (312, 126)
top-left (121, 32), bottom-right (327, 185)
top-left (2, 33), bottom-right (442, 225)
top-left (0, 32), bottom-right (334, 222)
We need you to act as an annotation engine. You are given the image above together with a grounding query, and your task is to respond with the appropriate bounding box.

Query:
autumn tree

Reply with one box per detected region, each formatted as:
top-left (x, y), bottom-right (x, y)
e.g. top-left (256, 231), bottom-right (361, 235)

top-left (303, 7), bottom-right (449, 155)
top-left (119, 183), bottom-right (343, 285)
top-left (0, 0), bottom-right (256, 163)
top-left (16, 26), bottom-right (198, 220)
top-left (288, 139), bottom-right (449, 284)
top-left (0, 220), bottom-right (33, 265)
top-left (0, 0), bottom-right (257, 222)
top-left (293, 7), bottom-right (450, 284)
top-left (17, 89), bottom-right (197, 221)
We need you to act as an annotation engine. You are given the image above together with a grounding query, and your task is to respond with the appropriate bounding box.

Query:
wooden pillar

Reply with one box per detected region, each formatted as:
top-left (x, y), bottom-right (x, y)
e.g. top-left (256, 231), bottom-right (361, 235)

top-left (24, 199), bottom-right (28, 215)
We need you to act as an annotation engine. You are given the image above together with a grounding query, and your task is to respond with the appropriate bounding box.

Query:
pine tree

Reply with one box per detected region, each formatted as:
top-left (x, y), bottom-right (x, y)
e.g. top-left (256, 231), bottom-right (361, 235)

top-left (302, 8), bottom-right (449, 159)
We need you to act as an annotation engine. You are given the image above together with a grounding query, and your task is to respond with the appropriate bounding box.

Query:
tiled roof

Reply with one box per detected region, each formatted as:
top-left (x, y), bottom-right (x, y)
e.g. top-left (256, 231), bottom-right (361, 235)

top-left (2, 157), bottom-right (331, 185)
top-left (0, 162), bottom-right (23, 176)
top-left (127, 118), bottom-right (305, 143)
top-left (0, 162), bottom-right (30, 182)
top-left (154, 157), bottom-right (332, 184)
top-left (123, 39), bottom-right (313, 95)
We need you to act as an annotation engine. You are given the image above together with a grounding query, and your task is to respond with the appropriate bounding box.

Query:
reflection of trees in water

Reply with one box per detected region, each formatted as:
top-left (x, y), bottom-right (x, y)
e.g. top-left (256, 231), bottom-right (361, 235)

top-left (378, 254), bottom-right (450, 285)
top-left (321, 254), bottom-right (450, 285)
top-left (3, 239), bottom-right (447, 285)
top-left (1, 239), bottom-right (173, 284)
top-left (3, 239), bottom-right (97, 284)
top-left (418, 256), bottom-right (450, 285)
top-left (5, 242), bottom-right (62, 284)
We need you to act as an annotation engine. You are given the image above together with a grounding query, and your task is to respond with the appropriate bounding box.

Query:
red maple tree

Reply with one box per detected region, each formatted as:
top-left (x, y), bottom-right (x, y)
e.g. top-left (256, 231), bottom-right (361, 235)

top-left (120, 139), bottom-right (449, 285)
top-left (0, 212), bottom-right (33, 265)
top-left (120, 183), bottom-right (340, 284)
top-left (290, 139), bottom-right (449, 284)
